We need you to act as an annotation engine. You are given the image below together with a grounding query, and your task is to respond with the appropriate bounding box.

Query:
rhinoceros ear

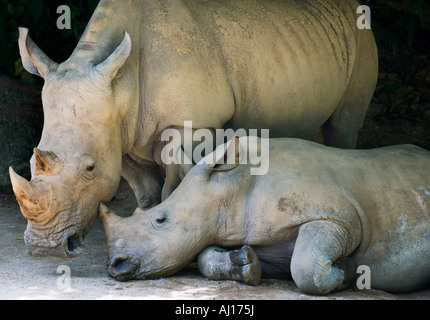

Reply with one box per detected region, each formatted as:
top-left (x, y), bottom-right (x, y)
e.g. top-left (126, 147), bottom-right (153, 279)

top-left (95, 32), bottom-right (132, 81)
top-left (210, 137), bottom-right (243, 172)
top-left (176, 146), bottom-right (194, 179)
top-left (18, 27), bottom-right (58, 79)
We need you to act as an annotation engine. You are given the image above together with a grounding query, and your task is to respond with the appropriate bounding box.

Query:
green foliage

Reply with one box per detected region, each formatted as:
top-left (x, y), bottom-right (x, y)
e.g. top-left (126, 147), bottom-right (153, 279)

top-left (0, 0), bottom-right (99, 78)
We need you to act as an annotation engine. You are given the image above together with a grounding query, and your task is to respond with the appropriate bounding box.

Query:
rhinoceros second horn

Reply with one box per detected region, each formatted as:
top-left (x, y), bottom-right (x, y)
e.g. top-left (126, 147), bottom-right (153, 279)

top-left (33, 148), bottom-right (62, 176)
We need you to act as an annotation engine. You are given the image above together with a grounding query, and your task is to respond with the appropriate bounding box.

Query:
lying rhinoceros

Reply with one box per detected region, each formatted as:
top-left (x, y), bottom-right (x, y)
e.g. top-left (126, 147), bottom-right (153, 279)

top-left (100, 137), bottom-right (430, 295)
top-left (10, 0), bottom-right (378, 257)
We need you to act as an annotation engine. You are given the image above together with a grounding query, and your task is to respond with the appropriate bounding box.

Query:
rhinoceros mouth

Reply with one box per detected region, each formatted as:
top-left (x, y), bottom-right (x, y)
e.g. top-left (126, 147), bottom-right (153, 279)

top-left (24, 226), bottom-right (85, 258)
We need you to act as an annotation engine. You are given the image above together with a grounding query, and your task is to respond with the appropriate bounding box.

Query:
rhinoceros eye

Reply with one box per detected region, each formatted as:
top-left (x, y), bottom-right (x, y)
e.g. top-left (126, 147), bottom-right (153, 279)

top-left (80, 154), bottom-right (96, 179)
top-left (156, 217), bottom-right (167, 224)
top-left (151, 212), bottom-right (171, 230)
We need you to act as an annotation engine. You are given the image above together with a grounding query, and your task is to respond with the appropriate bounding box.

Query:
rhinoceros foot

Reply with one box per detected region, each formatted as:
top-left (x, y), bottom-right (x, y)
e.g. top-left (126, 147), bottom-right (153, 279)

top-left (229, 245), bottom-right (262, 286)
top-left (333, 257), bottom-right (358, 290)
top-left (198, 245), bottom-right (261, 286)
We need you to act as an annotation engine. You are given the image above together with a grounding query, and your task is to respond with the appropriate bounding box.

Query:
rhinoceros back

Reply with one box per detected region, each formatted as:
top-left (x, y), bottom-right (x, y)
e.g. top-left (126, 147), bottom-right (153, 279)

top-left (184, 0), bottom-right (369, 137)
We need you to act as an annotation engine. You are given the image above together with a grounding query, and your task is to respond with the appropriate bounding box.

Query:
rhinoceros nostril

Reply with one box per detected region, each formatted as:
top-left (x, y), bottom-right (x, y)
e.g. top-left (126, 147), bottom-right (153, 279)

top-left (111, 257), bottom-right (126, 269)
top-left (109, 256), bottom-right (139, 281)
top-left (66, 234), bottom-right (84, 257)
top-left (67, 235), bottom-right (79, 252)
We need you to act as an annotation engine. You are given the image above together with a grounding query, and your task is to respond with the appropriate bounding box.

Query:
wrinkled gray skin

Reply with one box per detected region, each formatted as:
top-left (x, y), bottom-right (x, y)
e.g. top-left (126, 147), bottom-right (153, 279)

top-left (100, 137), bottom-right (430, 295)
top-left (10, 0), bottom-right (377, 257)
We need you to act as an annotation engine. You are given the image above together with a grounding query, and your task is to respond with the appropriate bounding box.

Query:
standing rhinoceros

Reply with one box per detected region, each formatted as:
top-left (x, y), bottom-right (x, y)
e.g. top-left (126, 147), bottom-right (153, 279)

top-left (100, 137), bottom-right (430, 295)
top-left (9, 0), bottom-right (378, 257)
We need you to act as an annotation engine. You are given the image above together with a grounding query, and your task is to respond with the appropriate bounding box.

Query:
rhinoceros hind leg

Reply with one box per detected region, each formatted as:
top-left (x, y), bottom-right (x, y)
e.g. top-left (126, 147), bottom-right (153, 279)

top-left (198, 245), bottom-right (262, 286)
top-left (322, 29), bottom-right (378, 149)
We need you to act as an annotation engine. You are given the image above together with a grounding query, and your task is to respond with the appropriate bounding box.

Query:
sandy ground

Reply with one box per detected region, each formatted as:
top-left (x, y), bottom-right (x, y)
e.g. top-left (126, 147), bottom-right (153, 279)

top-left (1, 179), bottom-right (430, 301)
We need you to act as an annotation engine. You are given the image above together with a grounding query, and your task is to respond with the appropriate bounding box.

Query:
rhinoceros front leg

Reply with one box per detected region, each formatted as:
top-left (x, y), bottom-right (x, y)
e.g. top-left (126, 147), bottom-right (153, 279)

top-left (290, 220), bottom-right (358, 295)
top-left (161, 163), bottom-right (183, 201)
top-left (121, 153), bottom-right (164, 209)
top-left (159, 127), bottom-right (214, 201)
top-left (198, 245), bottom-right (262, 286)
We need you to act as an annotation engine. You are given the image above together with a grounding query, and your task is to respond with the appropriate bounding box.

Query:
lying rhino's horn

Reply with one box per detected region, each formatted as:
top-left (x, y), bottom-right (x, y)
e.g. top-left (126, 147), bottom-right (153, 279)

top-left (9, 167), bottom-right (52, 223)
top-left (34, 148), bottom-right (61, 176)
top-left (99, 203), bottom-right (123, 231)
top-left (94, 32), bottom-right (132, 81)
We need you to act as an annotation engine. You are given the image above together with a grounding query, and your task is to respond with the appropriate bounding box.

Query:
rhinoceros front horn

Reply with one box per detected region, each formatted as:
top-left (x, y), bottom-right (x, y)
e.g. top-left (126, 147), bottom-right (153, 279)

top-left (9, 167), bottom-right (52, 223)
top-left (98, 203), bottom-right (124, 236)
top-left (99, 203), bottom-right (122, 224)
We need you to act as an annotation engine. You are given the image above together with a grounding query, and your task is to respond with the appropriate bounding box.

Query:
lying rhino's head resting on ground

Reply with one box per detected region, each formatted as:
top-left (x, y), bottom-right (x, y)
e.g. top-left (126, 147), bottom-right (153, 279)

top-left (100, 137), bottom-right (430, 295)
top-left (9, 28), bottom-right (132, 257)
top-left (100, 138), bottom-right (247, 280)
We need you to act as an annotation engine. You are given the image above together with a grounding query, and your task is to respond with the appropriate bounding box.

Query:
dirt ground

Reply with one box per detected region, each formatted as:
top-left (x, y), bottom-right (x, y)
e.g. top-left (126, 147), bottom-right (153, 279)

top-left (1, 161), bottom-right (430, 300)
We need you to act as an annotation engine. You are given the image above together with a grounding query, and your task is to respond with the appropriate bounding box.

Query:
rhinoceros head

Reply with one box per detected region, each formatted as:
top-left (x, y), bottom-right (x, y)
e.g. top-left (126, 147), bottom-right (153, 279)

top-left (9, 28), bottom-right (132, 257)
top-left (99, 199), bottom-right (206, 281)
top-left (99, 138), bottom-right (244, 280)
